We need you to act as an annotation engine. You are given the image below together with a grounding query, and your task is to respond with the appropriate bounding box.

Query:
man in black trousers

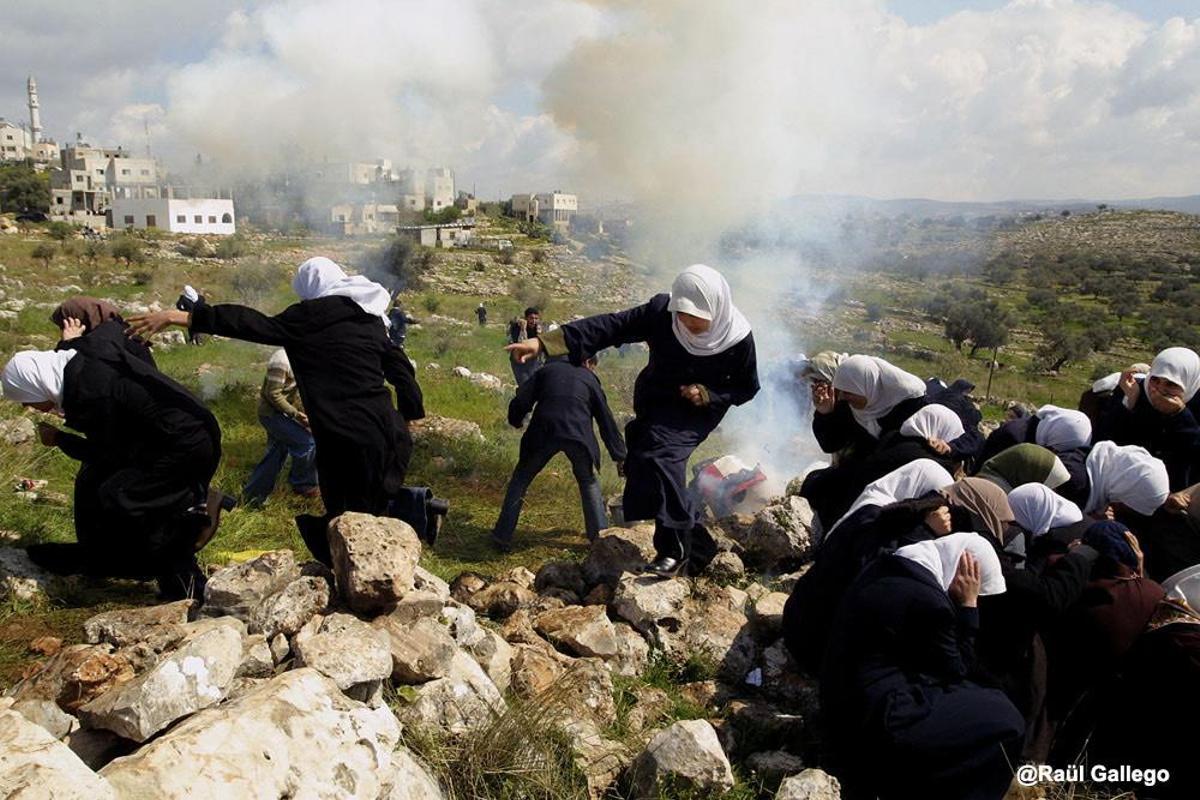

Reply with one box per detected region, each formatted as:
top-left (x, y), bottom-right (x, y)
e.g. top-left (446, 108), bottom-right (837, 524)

top-left (491, 354), bottom-right (625, 551)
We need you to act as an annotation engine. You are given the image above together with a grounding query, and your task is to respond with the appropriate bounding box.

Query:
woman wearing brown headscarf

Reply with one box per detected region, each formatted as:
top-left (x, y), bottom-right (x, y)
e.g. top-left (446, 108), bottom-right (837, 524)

top-left (51, 296), bottom-right (154, 365)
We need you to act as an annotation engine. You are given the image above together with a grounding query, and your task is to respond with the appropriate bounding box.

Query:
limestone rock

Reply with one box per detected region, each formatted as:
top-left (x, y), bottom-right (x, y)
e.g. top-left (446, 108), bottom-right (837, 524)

top-left (100, 669), bottom-right (400, 799)
top-left (413, 566), bottom-right (451, 602)
top-left (237, 634), bottom-right (275, 679)
top-left (499, 565), bottom-right (536, 590)
top-left (440, 603), bottom-right (484, 648)
top-left (328, 512), bottom-right (421, 615)
top-left (466, 581), bottom-right (536, 619)
top-left (82, 600), bottom-right (192, 649)
top-left (534, 605), bottom-right (619, 658)
top-left (450, 572), bottom-right (488, 604)
top-left (392, 651), bottom-right (505, 735)
top-left (679, 585), bottom-right (758, 682)
top-left (0, 709), bottom-right (115, 799)
top-left (560, 659), bottom-right (617, 726)
top-left (509, 644), bottom-right (566, 699)
top-left (250, 575), bottom-right (329, 639)
top-left (12, 697), bottom-right (76, 740)
top-left (499, 608), bottom-right (541, 644)
top-left (380, 747), bottom-right (446, 800)
top-left (269, 633), bottom-right (290, 664)
top-left (776, 768), bottom-right (842, 800)
top-left (560, 716), bottom-right (630, 800)
top-left (410, 415), bottom-right (485, 444)
top-left (202, 550), bottom-right (300, 622)
top-left (78, 618), bottom-right (245, 742)
top-left (28, 635), bottom-right (62, 656)
top-left (0, 416), bottom-right (35, 445)
top-left (14, 644), bottom-right (135, 714)
top-left (707, 550), bottom-right (746, 581)
top-left (464, 628), bottom-right (513, 694)
top-left (741, 496), bottom-right (815, 570)
top-left (0, 547), bottom-right (54, 602)
top-left (629, 719), bottom-right (735, 799)
top-left (608, 622), bottom-right (651, 677)
top-left (389, 591), bottom-right (449, 625)
top-left (293, 613), bottom-right (392, 695)
top-left (373, 616), bottom-right (457, 684)
top-left (581, 524), bottom-right (656, 587)
top-left (751, 592), bottom-right (790, 638)
top-left (611, 575), bottom-right (690, 640)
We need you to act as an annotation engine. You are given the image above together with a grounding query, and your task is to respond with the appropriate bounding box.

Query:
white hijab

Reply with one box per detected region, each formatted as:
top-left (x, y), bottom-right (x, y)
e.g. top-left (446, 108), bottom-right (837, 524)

top-left (900, 404), bottom-right (965, 442)
top-left (895, 531), bottom-right (1007, 595)
top-left (827, 459), bottom-right (955, 538)
top-left (1084, 440), bottom-right (1170, 516)
top-left (1034, 405), bottom-right (1091, 452)
top-left (1163, 564), bottom-right (1200, 612)
top-left (1147, 347), bottom-right (1200, 403)
top-left (666, 264), bottom-right (752, 357)
top-left (1, 349), bottom-right (77, 408)
top-left (832, 355), bottom-right (927, 437)
top-left (1008, 483), bottom-right (1083, 537)
top-left (292, 257), bottom-right (392, 328)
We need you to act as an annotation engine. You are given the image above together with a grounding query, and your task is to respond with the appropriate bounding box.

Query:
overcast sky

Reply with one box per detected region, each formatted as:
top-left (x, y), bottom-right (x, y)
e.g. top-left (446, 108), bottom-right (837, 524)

top-left (1, 0), bottom-right (1196, 205)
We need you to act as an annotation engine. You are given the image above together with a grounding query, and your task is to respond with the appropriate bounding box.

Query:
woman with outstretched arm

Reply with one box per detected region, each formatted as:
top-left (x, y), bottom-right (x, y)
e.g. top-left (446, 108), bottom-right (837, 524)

top-left (129, 257), bottom-right (424, 564)
top-left (507, 264), bottom-right (759, 577)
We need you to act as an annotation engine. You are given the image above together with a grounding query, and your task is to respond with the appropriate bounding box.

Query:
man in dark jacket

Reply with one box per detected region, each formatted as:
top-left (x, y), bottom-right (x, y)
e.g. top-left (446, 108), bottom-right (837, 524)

top-left (491, 355), bottom-right (626, 551)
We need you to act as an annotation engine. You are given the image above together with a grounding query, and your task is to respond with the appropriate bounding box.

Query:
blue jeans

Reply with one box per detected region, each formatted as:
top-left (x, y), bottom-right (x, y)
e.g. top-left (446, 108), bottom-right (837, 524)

top-left (492, 437), bottom-right (607, 544)
top-left (242, 413), bottom-right (317, 505)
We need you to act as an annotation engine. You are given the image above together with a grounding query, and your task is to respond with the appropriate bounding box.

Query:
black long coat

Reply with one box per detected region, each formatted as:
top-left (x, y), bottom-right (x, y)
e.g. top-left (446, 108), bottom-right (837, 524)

top-left (508, 359), bottom-right (626, 467)
top-left (190, 296), bottom-right (424, 520)
top-left (980, 415), bottom-right (1036, 464)
top-left (820, 555), bottom-right (1025, 800)
top-left (555, 294), bottom-right (758, 529)
top-left (27, 323), bottom-right (220, 577)
top-left (812, 394), bottom-right (928, 457)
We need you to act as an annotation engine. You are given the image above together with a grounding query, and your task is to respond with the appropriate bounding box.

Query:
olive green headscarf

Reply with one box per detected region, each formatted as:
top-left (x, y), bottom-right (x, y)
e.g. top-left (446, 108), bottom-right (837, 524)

top-left (977, 443), bottom-right (1070, 493)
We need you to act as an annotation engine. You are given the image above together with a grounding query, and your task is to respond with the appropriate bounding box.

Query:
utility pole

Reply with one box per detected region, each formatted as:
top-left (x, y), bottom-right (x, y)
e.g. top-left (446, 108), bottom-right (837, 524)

top-left (985, 346), bottom-right (999, 402)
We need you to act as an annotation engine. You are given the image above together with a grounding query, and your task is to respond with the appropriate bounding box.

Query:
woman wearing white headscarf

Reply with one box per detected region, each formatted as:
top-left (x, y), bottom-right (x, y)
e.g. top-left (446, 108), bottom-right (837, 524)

top-left (813, 355), bottom-right (928, 451)
top-left (784, 460), bottom-right (955, 676)
top-left (508, 263), bottom-right (759, 576)
top-left (1095, 346), bottom-right (1200, 491)
top-left (1084, 441), bottom-right (1170, 518)
top-left (2, 324), bottom-right (223, 599)
top-left (1008, 483), bottom-right (1084, 538)
top-left (819, 531), bottom-right (1023, 800)
top-left (801, 404), bottom-right (965, 529)
top-left (980, 404), bottom-right (1092, 465)
top-left (130, 256), bottom-right (424, 564)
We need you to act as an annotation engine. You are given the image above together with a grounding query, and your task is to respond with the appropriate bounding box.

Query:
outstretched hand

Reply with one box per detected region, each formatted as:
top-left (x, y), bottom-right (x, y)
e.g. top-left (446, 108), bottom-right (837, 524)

top-left (127, 309), bottom-right (189, 338)
top-left (505, 338), bottom-right (541, 364)
top-left (60, 317), bottom-right (86, 341)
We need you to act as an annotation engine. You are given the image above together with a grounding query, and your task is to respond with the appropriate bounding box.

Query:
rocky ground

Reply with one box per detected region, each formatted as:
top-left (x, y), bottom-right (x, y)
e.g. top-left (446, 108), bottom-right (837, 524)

top-left (0, 490), bottom-right (842, 799)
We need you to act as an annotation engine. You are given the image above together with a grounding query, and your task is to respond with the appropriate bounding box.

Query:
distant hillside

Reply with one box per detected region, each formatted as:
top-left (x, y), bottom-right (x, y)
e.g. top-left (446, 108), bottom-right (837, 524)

top-left (781, 193), bottom-right (1200, 220)
top-left (990, 209), bottom-right (1200, 263)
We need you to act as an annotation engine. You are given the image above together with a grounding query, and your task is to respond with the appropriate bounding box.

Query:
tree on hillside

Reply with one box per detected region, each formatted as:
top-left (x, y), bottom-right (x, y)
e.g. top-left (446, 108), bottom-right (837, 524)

top-left (942, 300), bottom-right (1012, 356)
top-left (0, 163), bottom-right (50, 213)
top-left (1035, 320), bottom-right (1092, 372)
top-left (31, 242), bottom-right (55, 268)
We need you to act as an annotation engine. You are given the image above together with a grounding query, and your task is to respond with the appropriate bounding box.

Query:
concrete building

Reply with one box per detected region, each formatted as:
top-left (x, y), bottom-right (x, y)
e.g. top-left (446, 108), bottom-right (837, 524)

top-left (425, 167), bottom-right (455, 211)
top-left (328, 202), bottom-right (400, 235)
top-left (0, 119), bottom-right (30, 161)
top-left (397, 219), bottom-right (474, 247)
top-left (49, 141), bottom-right (164, 226)
top-left (306, 159), bottom-right (395, 185)
top-left (510, 191), bottom-right (578, 228)
top-left (455, 191), bottom-right (478, 214)
top-left (110, 190), bottom-right (235, 235)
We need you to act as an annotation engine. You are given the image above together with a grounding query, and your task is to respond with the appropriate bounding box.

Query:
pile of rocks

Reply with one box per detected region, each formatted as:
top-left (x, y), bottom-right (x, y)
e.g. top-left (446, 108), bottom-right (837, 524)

top-left (1, 499), bottom-right (836, 799)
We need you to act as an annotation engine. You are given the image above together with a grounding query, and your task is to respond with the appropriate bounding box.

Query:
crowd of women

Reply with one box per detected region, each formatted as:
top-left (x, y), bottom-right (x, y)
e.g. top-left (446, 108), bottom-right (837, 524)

top-left (785, 347), bottom-right (1200, 799)
top-left (2, 256), bottom-right (1198, 798)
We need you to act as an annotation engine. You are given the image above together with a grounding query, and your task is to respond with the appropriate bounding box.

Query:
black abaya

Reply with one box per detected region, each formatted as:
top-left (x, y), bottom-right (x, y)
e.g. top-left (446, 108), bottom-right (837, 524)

top-left (189, 296), bottom-right (423, 556)
top-left (26, 324), bottom-right (220, 581)
top-left (821, 555), bottom-right (1025, 800)
top-left (544, 294), bottom-right (758, 560)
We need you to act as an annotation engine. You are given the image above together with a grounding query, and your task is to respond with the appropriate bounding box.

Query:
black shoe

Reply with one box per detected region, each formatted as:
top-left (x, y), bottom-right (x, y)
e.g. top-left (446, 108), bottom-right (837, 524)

top-left (640, 556), bottom-right (686, 578)
top-left (296, 514), bottom-right (333, 566)
top-left (489, 534), bottom-right (512, 554)
top-left (157, 563), bottom-right (207, 602)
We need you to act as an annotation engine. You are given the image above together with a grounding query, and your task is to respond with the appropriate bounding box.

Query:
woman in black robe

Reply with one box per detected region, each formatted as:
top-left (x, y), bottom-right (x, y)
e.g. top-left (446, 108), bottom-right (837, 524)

top-left (1094, 348), bottom-right (1200, 492)
top-left (130, 257), bottom-right (424, 563)
top-left (1, 323), bottom-right (221, 599)
top-left (507, 264), bottom-right (758, 576)
top-left (820, 532), bottom-right (1024, 800)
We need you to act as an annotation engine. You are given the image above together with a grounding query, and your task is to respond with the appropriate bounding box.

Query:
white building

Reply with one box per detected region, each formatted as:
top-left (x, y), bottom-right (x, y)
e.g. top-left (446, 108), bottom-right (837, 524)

top-left (425, 167), bottom-right (455, 211)
top-left (0, 119), bottom-right (31, 161)
top-left (510, 191), bottom-right (578, 228)
top-left (111, 193), bottom-right (235, 235)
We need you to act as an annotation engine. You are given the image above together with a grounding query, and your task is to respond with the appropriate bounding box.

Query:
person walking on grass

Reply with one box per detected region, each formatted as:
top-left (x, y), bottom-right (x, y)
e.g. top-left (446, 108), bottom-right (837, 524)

top-left (242, 349), bottom-right (320, 506)
top-left (491, 354), bottom-right (626, 552)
